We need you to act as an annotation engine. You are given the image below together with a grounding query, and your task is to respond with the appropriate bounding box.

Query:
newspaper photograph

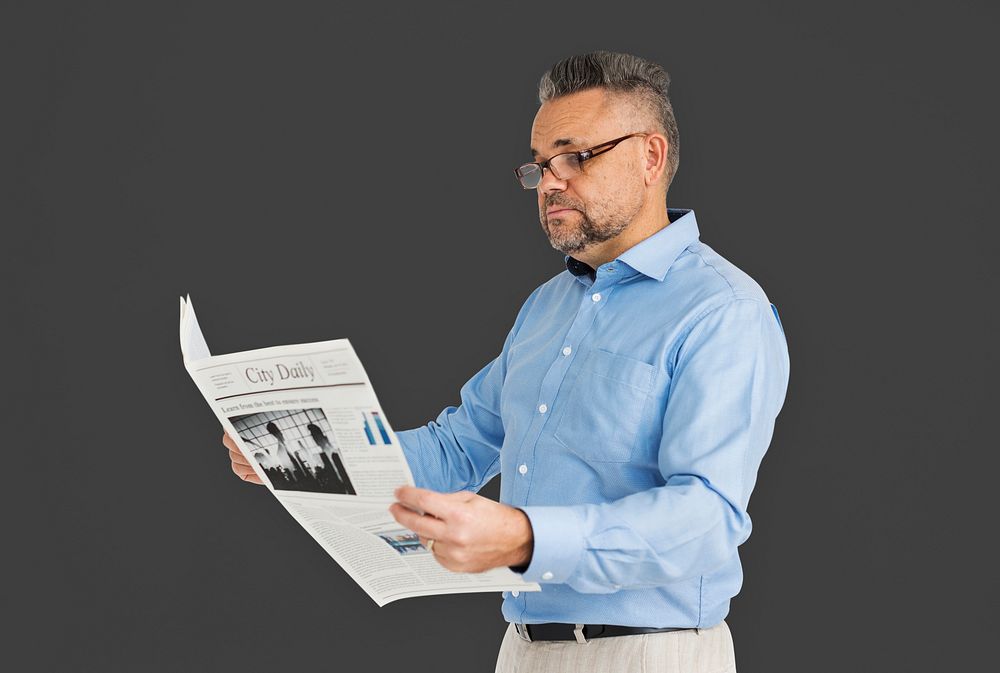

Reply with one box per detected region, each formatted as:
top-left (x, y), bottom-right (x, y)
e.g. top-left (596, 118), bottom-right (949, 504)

top-left (179, 295), bottom-right (540, 606)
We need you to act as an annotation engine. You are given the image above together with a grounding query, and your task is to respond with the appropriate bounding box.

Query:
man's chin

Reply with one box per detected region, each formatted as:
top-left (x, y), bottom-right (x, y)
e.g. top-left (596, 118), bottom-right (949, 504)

top-left (543, 221), bottom-right (588, 255)
top-left (549, 238), bottom-right (587, 256)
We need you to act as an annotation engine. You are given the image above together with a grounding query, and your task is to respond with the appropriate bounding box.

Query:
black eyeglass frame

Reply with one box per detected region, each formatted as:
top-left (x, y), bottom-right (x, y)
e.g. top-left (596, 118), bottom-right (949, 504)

top-left (514, 132), bottom-right (649, 189)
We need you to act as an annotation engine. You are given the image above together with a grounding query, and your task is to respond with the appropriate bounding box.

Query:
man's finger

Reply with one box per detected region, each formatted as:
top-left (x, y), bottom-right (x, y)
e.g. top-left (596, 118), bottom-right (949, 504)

top-left (393, 486), bottom-right (456, 519)
top-left (418, 536), bottom-right (442, 555)
top-left (388, 503), bottom-right (448, 539)
top-left (232, 462), bottom-right (258, 480)
top-left (229, 448), bottom-right (252, 466)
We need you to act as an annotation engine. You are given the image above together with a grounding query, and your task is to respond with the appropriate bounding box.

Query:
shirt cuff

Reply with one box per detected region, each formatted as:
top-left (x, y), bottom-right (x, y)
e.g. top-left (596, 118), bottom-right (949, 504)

top-left (516, 505), bottom-right (586, 584)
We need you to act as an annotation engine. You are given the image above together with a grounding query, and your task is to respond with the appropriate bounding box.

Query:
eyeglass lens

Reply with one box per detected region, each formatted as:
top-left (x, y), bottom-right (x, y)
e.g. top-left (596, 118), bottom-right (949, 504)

top-left (517, 153), bottom-right (582, 189)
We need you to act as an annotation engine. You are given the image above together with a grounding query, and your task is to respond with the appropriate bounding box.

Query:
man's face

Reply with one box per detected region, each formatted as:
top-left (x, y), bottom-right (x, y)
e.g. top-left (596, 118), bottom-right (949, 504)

top-left (529, 88), bottom-right (647, 257)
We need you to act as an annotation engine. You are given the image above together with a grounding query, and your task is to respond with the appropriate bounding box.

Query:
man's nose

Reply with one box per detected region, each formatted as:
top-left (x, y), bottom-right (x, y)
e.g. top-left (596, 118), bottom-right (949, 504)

top-left (536, 165), bottom-right (568, 193)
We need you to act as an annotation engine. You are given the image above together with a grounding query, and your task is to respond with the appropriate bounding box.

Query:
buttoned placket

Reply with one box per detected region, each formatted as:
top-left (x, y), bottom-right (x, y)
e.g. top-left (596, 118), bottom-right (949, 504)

top-left (507, 262), bottom-right (628, 507)
top-left (505, 261), bottom-right (641, 612)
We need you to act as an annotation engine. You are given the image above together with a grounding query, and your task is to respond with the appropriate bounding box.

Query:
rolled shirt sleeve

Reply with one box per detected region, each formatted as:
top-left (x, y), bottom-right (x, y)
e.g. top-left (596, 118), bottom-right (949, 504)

top-left (516, 298), bottom-right (790, 592)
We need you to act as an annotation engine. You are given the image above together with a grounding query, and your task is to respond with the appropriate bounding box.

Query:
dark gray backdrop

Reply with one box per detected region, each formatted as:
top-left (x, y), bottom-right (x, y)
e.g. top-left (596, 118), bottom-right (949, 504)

top-left (3, 1), bottom-right (996, 671)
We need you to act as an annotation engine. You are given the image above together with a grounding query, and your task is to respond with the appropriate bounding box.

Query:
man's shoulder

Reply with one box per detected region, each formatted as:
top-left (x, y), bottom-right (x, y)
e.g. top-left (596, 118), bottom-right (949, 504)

top-left (668, 240), bottom-right (773, 307)
top-left (515, 241), bottom-right (776, 318)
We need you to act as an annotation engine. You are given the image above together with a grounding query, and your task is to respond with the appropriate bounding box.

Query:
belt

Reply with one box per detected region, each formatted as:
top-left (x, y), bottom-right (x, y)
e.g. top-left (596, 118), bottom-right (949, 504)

top-left (513, 622), bottom-right (692, 644)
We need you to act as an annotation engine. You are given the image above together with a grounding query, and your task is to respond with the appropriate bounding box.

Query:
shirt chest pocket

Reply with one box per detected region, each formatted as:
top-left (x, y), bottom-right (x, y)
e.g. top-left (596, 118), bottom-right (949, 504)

top-left (552, 348), bottom-right (657, 463)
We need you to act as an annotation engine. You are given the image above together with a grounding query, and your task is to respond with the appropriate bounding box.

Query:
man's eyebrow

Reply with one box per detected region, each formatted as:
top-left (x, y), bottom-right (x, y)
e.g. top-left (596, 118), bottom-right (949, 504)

top-left (530, 137), bottom-right (586, 158)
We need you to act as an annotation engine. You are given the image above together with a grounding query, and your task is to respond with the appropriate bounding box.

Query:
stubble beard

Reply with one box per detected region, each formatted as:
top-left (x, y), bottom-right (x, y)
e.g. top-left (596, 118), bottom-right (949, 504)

top-left (543, 201), bottom-right (640, 256)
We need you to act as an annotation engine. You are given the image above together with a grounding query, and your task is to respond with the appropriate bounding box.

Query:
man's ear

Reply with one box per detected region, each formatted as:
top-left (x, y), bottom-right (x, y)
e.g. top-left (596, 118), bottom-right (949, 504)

top-left (643, 134), bottom-right (669, 187)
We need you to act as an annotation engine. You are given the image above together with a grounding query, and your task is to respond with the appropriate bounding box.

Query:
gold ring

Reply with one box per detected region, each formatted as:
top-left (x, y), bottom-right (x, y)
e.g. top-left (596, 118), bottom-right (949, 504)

top-left (426, 538), bottom-right (435, 552)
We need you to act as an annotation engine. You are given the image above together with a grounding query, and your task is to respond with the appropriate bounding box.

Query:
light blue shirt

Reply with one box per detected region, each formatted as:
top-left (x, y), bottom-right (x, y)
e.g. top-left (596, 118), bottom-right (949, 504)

top-left (396, 208), bottom-right (790, 628)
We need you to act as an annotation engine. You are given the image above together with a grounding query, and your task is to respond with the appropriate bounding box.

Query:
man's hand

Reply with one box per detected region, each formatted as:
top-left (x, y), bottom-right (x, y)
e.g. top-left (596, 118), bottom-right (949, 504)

top-left (222, 431), bottom-right (264, 485)
top-left (388, 486), bottom-right (533, 573)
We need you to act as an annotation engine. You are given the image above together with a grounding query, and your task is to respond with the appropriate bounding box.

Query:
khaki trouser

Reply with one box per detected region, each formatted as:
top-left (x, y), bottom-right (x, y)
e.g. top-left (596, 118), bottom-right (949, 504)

top-left (494, 620), bottom-right (736, 673)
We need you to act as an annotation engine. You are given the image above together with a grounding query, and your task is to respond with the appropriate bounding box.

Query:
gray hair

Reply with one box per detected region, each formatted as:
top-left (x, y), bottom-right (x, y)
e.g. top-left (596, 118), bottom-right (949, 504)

top-left (538, 50), bottom-right (680, 191)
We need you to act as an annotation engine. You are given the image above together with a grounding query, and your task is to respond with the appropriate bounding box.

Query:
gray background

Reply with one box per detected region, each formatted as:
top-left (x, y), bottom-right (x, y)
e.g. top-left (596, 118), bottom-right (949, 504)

top-left (2, 1), bottom-right (996, 671)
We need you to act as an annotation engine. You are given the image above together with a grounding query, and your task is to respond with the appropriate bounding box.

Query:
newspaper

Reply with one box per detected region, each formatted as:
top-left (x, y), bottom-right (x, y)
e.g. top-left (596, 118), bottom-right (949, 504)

top-left (179, 295), bottom-right (540, 606)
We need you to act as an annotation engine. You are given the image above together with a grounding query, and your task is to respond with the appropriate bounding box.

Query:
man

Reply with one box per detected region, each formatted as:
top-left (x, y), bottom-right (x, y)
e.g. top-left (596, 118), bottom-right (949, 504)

top-left (226, 50), bottom-right (789, 673)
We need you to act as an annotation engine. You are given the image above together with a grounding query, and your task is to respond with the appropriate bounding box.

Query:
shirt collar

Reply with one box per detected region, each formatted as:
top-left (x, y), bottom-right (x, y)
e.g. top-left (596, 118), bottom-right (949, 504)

top-left (564, 208), bottom-right (700, 283)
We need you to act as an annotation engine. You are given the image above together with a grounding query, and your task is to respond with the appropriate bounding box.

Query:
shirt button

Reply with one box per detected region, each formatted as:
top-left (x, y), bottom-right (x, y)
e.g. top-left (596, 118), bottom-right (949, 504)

top-left (562, 346), bottom-right (572, 356)
top-left (538, 403), bottom-right (548, 413)
top-left (518, 464), bottom-right (528, 475)
top-left (591, 292), bottom-right (602, 302)
top-left (541, 571), bottom-right (554, 580)
top-left (511, 590), bottom-right (519, 597)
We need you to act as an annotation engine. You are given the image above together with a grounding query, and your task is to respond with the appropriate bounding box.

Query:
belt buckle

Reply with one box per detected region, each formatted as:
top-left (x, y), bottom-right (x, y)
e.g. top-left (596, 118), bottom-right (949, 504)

top-left (574, 624), bottom-right (589, 644)
top-left (514, 623), bottom-right (532, 642)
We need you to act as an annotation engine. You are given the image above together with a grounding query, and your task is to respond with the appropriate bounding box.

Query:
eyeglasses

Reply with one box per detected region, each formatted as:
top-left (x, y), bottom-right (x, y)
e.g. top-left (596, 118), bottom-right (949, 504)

top-left (513, 132), bottom-right (648, 190)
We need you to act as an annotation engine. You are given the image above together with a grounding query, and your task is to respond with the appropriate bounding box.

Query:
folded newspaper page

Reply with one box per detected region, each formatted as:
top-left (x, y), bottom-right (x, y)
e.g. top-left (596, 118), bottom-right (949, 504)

top-left (180, 295), bottom-right (540, 606)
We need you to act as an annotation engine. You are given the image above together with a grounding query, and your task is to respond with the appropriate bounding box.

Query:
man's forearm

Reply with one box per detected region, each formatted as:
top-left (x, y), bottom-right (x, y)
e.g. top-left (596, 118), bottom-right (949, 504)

top-left (516, 479), bottom-right (748, 591)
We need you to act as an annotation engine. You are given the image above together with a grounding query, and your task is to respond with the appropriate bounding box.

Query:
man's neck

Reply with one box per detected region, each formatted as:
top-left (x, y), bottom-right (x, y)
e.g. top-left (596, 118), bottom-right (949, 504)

top-left (573, 201), bottom-right (672, 269)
